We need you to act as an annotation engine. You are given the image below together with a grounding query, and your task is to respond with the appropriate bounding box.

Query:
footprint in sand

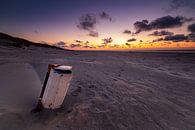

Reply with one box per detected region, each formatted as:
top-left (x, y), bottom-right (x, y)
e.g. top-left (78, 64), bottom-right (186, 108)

top-left (88, 84), bottom-right (95, 88)
top-left (71, 86), bottom-right (82, 96)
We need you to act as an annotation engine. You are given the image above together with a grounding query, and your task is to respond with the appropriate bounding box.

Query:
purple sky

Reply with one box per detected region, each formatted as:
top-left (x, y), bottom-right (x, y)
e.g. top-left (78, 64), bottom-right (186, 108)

top-left (0, 0), bottom-right (195, 50)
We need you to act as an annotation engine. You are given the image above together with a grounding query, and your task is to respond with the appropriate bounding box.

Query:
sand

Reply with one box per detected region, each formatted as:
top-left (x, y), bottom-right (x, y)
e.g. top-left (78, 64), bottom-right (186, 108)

top-left (0, 44), bottom-right (195, 130)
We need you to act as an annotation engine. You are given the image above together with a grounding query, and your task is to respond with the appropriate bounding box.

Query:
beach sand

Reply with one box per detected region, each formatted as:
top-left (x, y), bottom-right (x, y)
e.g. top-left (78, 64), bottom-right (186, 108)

top-left (0, 44), bottom-right (195, 130)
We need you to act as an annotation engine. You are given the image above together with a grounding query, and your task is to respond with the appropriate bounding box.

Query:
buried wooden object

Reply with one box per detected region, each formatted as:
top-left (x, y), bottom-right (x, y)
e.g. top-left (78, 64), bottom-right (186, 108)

top-left (35, 64), bottom-right (73, 110)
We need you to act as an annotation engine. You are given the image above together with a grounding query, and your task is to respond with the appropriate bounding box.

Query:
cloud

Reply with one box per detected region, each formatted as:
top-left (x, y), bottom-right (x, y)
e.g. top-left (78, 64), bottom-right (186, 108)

top-left (125, 43), bottom-right (132, 46)
top-left (77, 14), bottom-right (97, 31)
top-left (149, 30), bottom-right (174, 36)
top-left (83, 45), bottom-right (96, 48)
top-left (152, 38), bottom-right (164, 43)
top-left (56, 41), bottom-right (67, 45)
top-left (164, 42), bottom-right (172, 44)
top-left (134, 16), bottom-right (193, 34)
top-left (83, 41), bottom-right (92, 46)
top-left (99, 11), bottom-right (113, 22)
top-left (134, 20), bottom-right (149, 34)
top-left (152, 33), bottom-right (195, 42)
top-left (69, 44), bottom-right (82, 48)
top-left (98, 44), bottom-right (105, 48)
top-left (77, 11), bottom-right (113, 37)
top-left (112, 44), bottom-right (120, 48)
top-left (75, 40), bottom-right (83, 43)
top-left (188, 33), bottom-right (195, 42)
top-left (102, 37), bottom-right (113, 44)
top-left (85, 41), bottom-right (89, 44)
top-left (167, 0), bottom-right (195, 12)
top-left (123, 30), bottom-right (131, 34)
top-left (54, 41), bottom-right (68, 48)
top-left (188, 23), bottom-right (195, 33)
top-left (88, 31), bottom-right (99, 37)
top-left (187, 23), bottom-right (195, 41)
top-left (127, 38), bottom-right (136, 42)
top-left (164, 34), bottom-right (188, 42)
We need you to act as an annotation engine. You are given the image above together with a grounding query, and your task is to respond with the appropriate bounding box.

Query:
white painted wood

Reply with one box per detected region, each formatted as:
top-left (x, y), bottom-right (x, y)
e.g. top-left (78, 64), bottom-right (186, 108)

top-left (41, 65), bottom-right (73, 109)
top-left (55, 66), bottom-right (72, 70)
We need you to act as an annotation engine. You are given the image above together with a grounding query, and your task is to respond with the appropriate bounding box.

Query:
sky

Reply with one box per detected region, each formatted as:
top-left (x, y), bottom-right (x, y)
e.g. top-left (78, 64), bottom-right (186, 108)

top-left (0, 0), bottom-right (195, 50)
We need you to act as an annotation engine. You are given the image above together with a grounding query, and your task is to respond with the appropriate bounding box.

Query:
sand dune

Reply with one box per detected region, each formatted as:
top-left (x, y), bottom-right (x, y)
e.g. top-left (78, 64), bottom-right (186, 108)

top-left (0, 36), bottom-right (195, 129)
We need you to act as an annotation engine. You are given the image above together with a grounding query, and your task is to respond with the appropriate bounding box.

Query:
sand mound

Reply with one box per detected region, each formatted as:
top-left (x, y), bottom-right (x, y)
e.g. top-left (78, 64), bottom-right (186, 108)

top-left (0, 63), bottom-right (41, 113)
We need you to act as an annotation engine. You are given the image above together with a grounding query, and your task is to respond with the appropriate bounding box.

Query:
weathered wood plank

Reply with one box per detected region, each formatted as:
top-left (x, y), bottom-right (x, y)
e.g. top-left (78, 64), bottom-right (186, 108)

top-left (41, 65), bottom-right (73, 109)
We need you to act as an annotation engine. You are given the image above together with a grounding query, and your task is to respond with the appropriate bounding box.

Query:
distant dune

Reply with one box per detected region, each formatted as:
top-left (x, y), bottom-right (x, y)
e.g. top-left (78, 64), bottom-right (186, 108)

top-left (0, 32), bottom-right (65, 50)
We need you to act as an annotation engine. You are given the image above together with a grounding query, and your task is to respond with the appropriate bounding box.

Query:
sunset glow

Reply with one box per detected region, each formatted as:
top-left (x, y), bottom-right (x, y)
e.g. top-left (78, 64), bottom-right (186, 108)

top-left (0, 0), bottom-right (195, 50)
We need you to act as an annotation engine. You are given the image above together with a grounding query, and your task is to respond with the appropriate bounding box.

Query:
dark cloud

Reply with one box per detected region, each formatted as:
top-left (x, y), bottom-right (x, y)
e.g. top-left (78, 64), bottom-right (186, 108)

top-left (152, 33), bottom-right (195, 42)
top-left (125, 43), bottom-right (131, 46)
top-left (85, 41), bottom-right (90, 44)
top-left (54, 41), bottom-right (68, 48)
top-left (112, 44), bottom-right (120, 48)
top-left (88, 31), bottom-right (99, 37)
top-left (164, 42), bottom-right (172, 44)
top-left (164, 34), bottom-right (188, 42)
top-left (134, 16), bottom-right (193, 34)
top-left (77, 14), bottom-right (97, 31)
top-left (75, 40), bottom-right (91, 46)
top-left (83, 41), bottom-right (91, 46)
top-left (98, 45), bottom-right (105, 48)
top-left (70, 44), bottom-right (82, 48)
top-left (123, 30), bottom-right (131, 34)
top-left (83, 45), bottom-right (95, 48)
top-left (149, 30), bottom-right (174, 36)
top-left (77, 11), bottom-right (113, 37)
top-left (127, 38), bottom-right (136, 42)
top-left (152, 38), bottom-right (164, 42)
top-left (77, 11), bottom-right (114, 37)
top-left (188, 23), bottom-right (195, 42)
top-left (167, 0), bottom-right (195, 12)
top-left (188, 23), bottom-right (195, 33)
top-left (68, 42), bottom-right (96, 49)
top-left (56, 41), bottom-right (67, 46)
top-left (134, 20), bottom-right (149, 34)
top-left (102, 37), bottom-right (113, 44)
top-left (188, 33), bottom-right (195, 42)
top-left (139, 40), bottom-right (143, 42)
top-left (75, 40), bottom-right (83, 43)
top-left (99, 11), bottom-right (113, 22)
